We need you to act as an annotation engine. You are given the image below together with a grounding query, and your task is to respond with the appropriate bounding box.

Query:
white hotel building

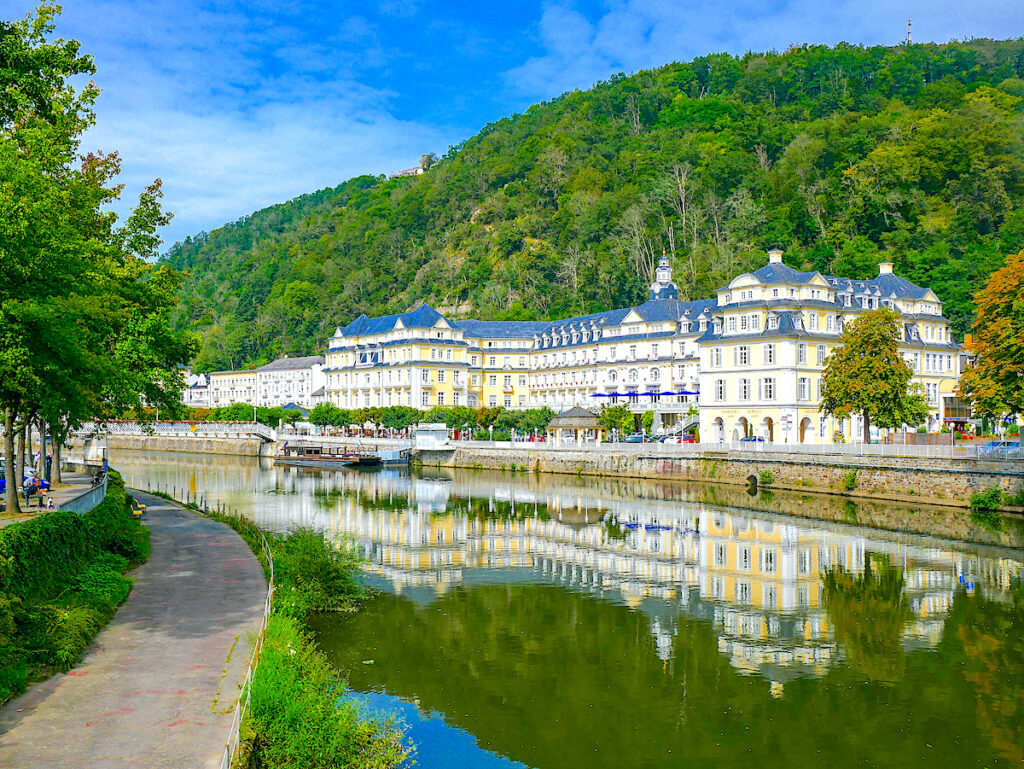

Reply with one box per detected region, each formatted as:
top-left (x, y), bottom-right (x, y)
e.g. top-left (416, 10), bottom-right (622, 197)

top-left (321, 250), bottom-right (961, 442)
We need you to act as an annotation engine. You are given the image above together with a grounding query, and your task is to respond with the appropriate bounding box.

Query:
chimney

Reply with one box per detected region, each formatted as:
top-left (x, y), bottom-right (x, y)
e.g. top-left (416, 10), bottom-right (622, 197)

top-left (768, 248), bottom-right (783, 264)
top-left (878, 261), bottom-right (894, 275)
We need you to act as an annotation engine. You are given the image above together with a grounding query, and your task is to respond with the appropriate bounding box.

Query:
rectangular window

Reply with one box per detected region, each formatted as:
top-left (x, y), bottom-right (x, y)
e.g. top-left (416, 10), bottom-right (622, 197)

top-left (437, 370), bottom-right (445, 383)
top-left (629, 345), bottom-right (637, 359)
top-left (712, 347), bottom-right (722, 367)
top-left (471, 355), bottom-right (477, 365)
top-left (740, 315), bottom-right (748, 331)
top-left (798, 343), bottom-right (807, 364)
top-left (762, 549), bottom-right (777, 574)
top-left (503, 375), bottom-right (512, 386)
top-left (739, 547), bottom-right (752, 570)
top-left (519, 375), bottom-right (527, 386)
top-left (489, 356), bottom-right (496, 366)
top-left (739, 378), bottom-right (750, 401)
top-left (504, 397), bottom-right (512, 408)
top-left (763, 344), bottom-right (776, 365)
top-left (489, 395), bottom-right (497, 407)
top-left (421, 391), bottom-right (429, 406)
top-left (816, 344), bottom-right (826, 365)
top-left (737, 345), bottom-right (750, 366)
top-left (798, 377), bottom-right (809, 401)
top-left (751, 314), bottom-right (760, 330)
top-left (715, 379), bottom-right (726, 401)
top-left (437, 392), bottom-right (445, 405)
top-left (727, 316), bottom-right (736, 332)
top-left (798, 549), bottom-right (811, 574)
top-left (737, 581), bottom-right (751, 603)
top-left (809, 313), bottom-right (819, 330)
top-left (488, 375), bottom-right (497, 385)
top-left (761, 378), bottom-right (775, 400)
top-left (714, 544), bottom-right (727, 567)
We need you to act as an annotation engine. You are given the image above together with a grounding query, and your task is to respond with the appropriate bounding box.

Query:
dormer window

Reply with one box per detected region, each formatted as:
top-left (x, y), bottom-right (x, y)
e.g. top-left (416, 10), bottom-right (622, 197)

top-left (768, 316), bottom-right (779, 330)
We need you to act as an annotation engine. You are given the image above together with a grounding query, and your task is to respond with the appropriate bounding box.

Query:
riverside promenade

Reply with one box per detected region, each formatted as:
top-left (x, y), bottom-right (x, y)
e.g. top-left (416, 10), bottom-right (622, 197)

top-left (0, 493), bottom-right (266, 769)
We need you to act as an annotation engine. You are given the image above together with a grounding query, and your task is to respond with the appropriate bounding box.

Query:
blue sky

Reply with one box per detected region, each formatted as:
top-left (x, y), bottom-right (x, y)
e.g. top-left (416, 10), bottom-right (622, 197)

top-left (26, 0), bottom-right (1024, 248)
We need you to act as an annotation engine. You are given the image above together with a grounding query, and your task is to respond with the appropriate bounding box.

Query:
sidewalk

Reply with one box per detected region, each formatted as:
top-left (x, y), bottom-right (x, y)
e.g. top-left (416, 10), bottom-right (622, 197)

top-left (0, 492), bottom-right (267, 768)
top-left (0, 472), bottom-right (95, 529)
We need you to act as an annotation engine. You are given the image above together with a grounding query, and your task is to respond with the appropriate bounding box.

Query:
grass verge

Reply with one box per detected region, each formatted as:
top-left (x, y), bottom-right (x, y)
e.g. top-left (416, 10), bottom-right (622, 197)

top-left (0, 470), bottom-right (150, 703)
top-left (179, 502), bottom-right (410, 768)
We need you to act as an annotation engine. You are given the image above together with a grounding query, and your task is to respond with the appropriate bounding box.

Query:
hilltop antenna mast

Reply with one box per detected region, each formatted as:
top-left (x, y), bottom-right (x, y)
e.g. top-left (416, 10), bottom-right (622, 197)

top-left (906, 18), bottom-right (912, 44)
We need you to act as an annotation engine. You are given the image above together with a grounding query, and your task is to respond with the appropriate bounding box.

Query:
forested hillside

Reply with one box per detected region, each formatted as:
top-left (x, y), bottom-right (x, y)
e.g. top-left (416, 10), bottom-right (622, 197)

top-left (163, 40), bottom-right (1024, 370)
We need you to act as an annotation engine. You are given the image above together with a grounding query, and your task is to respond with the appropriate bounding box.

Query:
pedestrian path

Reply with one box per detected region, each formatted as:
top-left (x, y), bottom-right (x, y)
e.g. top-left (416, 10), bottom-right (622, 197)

top-left (0, 493), bottom-right (267, 768)
top-left (0, 472), bottom-right (94, 528)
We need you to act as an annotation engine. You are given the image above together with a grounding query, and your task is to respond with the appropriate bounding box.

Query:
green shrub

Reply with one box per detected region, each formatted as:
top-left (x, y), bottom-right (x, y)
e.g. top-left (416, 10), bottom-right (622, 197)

top-left (969, 486), bottom-right (1007, 532)
top-left (842, 469), bottom-right (859, 491)
top-left (0, 473), bottom-right (148, 701)
top-left (757, 470), bottom-right (775, 486)
top-left (272, 529), bottom-right (367, 620)
top-left (243, 615), bottom-right (409, 769)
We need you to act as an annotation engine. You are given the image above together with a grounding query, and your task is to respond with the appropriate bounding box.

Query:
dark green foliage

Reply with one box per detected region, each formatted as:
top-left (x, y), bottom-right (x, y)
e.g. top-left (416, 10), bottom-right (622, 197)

top-left (163, 40), bottom-right (1024, 368)
top-left (271, 529), bottom-right (366, 621)
top-left (243, 615), bottom-right (409, 769)
top-left (969, 486), bottom-right (1008, 531)
top-left (0, 471), bottom-right (149, 702)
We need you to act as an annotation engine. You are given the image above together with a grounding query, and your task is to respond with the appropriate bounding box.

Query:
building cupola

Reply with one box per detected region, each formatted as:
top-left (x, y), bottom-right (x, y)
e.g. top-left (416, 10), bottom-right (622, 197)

top-left (878, 261), bottom-right (894, 275)
top-left (649, 253), bottom-right (679, 300)
top-left (768, 248), bottom-right (784, 264)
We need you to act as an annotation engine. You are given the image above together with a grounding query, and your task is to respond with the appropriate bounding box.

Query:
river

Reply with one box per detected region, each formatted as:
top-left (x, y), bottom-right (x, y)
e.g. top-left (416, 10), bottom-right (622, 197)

top-left (112, 450), bottom-right (1024, 768)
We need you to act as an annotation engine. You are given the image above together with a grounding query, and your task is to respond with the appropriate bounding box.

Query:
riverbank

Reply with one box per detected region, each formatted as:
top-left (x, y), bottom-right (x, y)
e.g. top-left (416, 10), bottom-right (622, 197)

top-left (0, 489), bottom-right (267, 768)
top-left (159, 496), bottom-right (410, 768)
top-left (413, 445), bottom-right (1024, 511)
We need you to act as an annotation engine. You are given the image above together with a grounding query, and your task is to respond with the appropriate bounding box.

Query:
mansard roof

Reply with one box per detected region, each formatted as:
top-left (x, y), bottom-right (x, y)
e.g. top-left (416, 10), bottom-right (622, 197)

top-left (825, 273), bottom-right (932, 301)
top-left (339, 304), bottom-right (446, 337)
top-left (453, 319), bottom-right (549, 339)
top-left (257, 355), bottom-right (325, 371)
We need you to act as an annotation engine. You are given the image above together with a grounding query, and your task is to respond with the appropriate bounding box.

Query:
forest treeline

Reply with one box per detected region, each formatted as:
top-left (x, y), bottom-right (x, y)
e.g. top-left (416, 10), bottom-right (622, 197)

top-left (162, 39), bottom-right (1024, 370)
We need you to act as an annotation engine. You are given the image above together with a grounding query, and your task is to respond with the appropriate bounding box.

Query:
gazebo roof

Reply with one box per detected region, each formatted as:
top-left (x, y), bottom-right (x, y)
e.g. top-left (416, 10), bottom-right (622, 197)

top-left (547, 406), bottom-right (600, 430)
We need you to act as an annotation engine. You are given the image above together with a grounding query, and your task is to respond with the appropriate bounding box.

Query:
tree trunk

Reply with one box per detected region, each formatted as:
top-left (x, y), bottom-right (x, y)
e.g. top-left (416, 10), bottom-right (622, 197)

top-left (36, 418), bottom-right (46, 477)
top-left (863, 413), bottom-right (871, 444)
top-left (16, 424), bottom-right (25, 491)
top-left (4, 409), bottom-right (21, 514)
top-left (53, 435), bottom-right (62, 485)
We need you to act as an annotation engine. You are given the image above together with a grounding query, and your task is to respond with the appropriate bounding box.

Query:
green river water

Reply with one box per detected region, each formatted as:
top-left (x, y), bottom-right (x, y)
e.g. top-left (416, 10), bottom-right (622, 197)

top-left (111, 451), bottom-right (1024, 768)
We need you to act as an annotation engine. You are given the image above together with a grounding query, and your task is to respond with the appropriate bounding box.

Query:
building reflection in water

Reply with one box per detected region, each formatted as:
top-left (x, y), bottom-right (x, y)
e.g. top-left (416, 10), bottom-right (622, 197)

top-left (112, 451), bottom-right (1024, 687)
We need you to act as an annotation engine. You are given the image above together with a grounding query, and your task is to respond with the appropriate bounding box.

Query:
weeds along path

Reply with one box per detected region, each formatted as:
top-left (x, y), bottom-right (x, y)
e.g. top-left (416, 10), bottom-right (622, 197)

top-left (0, 493), bottom-right (267, 769)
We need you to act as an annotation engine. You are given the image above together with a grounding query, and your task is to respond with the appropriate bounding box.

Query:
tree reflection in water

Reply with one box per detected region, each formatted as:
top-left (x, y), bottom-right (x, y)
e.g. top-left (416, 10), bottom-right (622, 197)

top-left (823, 554), bottom-right (912, 683)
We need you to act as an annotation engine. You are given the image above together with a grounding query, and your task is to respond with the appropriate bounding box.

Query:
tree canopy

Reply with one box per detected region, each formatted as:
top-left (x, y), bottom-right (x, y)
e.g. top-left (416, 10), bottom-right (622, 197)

top-left (161, 39), bottom-right (1024, 370)
top-left (0, 4), bottom-right (195, 510)
top-left (958, 248), bottom-right (1024, 416)
top-left (820, 308), bottom-right (930, 441)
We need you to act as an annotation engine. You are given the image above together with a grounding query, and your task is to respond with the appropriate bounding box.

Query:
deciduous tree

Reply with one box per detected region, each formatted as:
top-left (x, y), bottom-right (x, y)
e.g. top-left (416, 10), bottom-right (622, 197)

top-left (958, 249), bottom-right (1024, 416)
top-left (820, 308), bottom-right (930, 442)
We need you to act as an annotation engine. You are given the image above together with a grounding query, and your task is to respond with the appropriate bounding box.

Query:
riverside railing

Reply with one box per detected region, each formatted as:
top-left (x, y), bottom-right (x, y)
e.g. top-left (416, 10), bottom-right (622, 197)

top-left (218, 506), bottom-right (274, 769)
top-left (59, 474), bottom-right (108, 513)
top-left (76, 420), bottom-right (277, 442)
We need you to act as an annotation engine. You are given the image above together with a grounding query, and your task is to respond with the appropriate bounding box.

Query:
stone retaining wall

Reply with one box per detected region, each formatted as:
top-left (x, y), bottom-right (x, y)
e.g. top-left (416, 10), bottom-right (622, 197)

top-left (415, 447), bottom-right (1024, 509)
top-left (98, 435), bottom-right (267, 457)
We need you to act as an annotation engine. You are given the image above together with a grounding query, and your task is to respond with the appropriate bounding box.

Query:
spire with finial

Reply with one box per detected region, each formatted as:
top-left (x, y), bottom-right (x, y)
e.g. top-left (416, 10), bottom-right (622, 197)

top-left (649, 251), bottom-right (678, 300)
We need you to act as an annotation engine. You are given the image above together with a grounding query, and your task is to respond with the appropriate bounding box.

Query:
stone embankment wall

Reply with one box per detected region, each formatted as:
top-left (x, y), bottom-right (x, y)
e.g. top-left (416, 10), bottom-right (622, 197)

top-left (414, 447), bottom-right (1024, 510)
top-left (99, 435), bottom-right (267, 457)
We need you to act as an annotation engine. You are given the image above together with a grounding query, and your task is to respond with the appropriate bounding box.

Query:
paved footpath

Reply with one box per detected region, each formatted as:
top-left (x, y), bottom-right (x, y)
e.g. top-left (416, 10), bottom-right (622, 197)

top-left (0, 493), bottom-right (267, 768)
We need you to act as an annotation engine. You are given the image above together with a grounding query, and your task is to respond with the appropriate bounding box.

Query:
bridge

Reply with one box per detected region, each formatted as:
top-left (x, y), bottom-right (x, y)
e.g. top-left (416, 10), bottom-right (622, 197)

top-left (75, 420), bottom-right (278, 443)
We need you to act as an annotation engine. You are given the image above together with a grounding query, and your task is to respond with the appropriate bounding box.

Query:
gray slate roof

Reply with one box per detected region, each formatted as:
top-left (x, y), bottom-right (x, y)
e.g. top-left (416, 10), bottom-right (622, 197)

top-left (258, 355), bottom-right (325, 371)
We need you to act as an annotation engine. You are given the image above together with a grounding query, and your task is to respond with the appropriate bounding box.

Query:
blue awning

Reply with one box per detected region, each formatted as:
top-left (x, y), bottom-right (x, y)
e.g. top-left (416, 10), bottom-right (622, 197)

top-left (590, 392), bottom-right (624, 397)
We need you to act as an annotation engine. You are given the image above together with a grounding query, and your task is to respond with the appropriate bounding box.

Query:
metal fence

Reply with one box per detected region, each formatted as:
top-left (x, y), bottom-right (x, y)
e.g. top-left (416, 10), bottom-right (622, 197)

top-left (59, 475), bottom-right (107, 513)
top-left (77, 420), bottom-right (277, 442)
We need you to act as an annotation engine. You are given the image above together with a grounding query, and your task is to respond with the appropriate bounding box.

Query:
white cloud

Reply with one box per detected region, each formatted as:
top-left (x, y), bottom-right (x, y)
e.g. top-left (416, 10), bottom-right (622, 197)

top-left (49, 0), bottom-right (459, 248)
top-left (506, 0), bottom-right (1024, 97)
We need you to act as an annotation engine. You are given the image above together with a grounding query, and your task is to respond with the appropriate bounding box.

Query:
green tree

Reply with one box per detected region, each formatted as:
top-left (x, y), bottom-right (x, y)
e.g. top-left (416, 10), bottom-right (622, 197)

top-left (309, 403), bottom-right (341, 428)
top-left (641, 410), bottom-right (655, 434)
top-left (0, 4), bottom-right (195, 511)
top-left (820, 308), bottom-right (930, 443)
top-left (598, 405), bottom-right (635, 436)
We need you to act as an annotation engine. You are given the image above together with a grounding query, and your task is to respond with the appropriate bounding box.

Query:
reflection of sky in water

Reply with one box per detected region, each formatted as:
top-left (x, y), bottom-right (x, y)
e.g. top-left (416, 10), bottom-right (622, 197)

top-left (348, 691), bottom-right (531, 769)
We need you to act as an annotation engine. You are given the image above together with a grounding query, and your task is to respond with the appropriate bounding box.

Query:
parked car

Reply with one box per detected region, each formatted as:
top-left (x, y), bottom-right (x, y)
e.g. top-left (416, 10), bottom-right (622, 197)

top-left (623, 434), bottom-right (645, 443)
top-left (740, 436), bottom-right (766, 443)
top-left (979, 440), bottom-right (1021, 456)
top-left (682, 434), bottom-right (699, 443)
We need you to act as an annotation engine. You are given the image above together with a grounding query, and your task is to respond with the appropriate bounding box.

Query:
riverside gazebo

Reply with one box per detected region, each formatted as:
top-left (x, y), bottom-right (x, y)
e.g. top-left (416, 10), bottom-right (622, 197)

top-left (545, 406), bottom-right (604, 444)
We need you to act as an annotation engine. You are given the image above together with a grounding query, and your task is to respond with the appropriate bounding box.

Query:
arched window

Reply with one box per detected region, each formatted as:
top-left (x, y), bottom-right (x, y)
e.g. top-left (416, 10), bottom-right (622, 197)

top-left (629, 369), bottom-right (639, 382)
top-left (651, 368), bottom-right (660, 381)
top-left (609, 370), bottom-right (617, 382)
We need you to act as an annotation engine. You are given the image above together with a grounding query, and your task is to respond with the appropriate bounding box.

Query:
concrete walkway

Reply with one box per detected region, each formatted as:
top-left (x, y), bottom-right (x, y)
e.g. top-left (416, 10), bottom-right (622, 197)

top-left (0, 472), bottom-right (95, 529)
top-left (0, 493), bottom-right (267, 768)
